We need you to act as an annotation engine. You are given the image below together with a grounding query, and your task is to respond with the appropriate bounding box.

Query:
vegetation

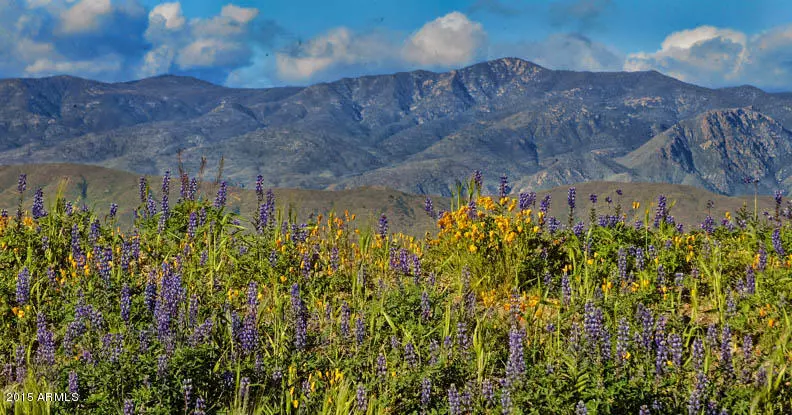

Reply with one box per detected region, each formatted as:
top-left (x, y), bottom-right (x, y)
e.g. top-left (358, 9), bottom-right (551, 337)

top-left (0, 170), bottom-right (791, 414)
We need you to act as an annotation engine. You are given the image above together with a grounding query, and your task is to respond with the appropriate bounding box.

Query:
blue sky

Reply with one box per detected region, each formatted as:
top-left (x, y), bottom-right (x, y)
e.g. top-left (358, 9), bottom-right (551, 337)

top-left (1, 0), bottom-right (791, 91)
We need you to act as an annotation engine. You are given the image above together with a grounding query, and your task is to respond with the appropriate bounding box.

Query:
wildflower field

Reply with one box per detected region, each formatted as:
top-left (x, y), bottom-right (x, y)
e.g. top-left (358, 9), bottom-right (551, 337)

top-left (1, 171), bottom-right (791, 415)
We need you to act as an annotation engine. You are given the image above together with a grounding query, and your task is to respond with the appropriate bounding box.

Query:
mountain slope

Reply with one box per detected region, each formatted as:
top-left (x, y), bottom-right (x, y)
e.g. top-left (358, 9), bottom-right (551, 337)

top-left (2, 58), bottom-right (792, 195)
top-left (618, 108), bottom-right (792, 195)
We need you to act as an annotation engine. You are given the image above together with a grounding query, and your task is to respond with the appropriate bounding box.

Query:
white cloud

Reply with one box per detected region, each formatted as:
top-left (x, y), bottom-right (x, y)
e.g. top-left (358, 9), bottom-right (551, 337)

top-left (59, 0), bottom-right (113, 34)
top-left (139, 2), bottom-right (261, 75)
top-left (274, 12), bottom-right (487, 82)
top-left (25, 54), bottom-right (123, 75)
top-left (623, 25), bottom-right (792, 89)
top-left (138, 44), bottom-right (175, 77)
top-left (401, 11), bottom-right (487, 66)
top-left (221, 4), bottom-right (258, 24)
top-left (148, 2), bottom-right (184, 30)
top-left (177, 38), bottom-right (247, 68)
top-left (275, 27), bottom-right (397, 81)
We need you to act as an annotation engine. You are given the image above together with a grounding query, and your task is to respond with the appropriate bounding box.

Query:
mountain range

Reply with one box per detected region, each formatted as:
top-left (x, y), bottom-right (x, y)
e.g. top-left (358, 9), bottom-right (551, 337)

top-left (2, 57), bottom-right (792, 197)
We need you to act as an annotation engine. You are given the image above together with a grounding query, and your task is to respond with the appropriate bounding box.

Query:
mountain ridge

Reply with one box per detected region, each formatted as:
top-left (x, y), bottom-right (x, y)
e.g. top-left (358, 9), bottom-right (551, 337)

top-left (2, 57), bottom-right (792, 196)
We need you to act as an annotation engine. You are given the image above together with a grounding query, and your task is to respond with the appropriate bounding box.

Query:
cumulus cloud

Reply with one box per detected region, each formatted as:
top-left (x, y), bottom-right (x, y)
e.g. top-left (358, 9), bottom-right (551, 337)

top-left (59, 0), bottom-right (113, 34)
top-left (401, 12), bottom-right (487, 66)
top-left (140, 2), bottom-right (265, 78)
top-left (274, 27), bottom-right (400, 82)
top-left (273, 12), bottom-right (487, 83)
top-left (148, 2), bottom-right (184, 30)
top-left (490, 33), bottom-right (623, 71)
top-left (624, 25), bottom-right (792, 90)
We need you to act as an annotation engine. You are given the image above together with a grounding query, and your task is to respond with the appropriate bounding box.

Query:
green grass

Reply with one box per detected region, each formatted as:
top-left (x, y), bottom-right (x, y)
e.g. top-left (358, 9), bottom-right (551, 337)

top-left (0, 169), bottom-right (790, 414)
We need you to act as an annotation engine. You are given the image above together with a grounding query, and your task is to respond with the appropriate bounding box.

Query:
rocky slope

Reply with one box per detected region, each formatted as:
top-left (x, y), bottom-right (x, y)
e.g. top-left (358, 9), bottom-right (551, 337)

top-left (2, 58), bottom-right (792, 196)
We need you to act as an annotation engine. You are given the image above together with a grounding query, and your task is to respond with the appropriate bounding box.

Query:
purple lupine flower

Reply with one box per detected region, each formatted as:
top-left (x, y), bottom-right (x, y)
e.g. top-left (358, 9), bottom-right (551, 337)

top-left (472, 170), bottom-right (483, 190)
top-left (214, 181), bottom-right (227, 208)
top-left (68, 371), bottom-right (78, 394)
top-left (182, 378), bottom-right (193, 412)
top-left (567, 187), bottom-right (576, 210)
top-left (188, 178), bottom-right (198, 201)
top-left (499, 175), bottom-right (510, 198)
top-left (146, 193), bottom-right (157, 218)
top-left (376, 353), bottom-right (387, 379)
top-left (238, 312), bottom-right (258, 354)
top-left (420, 377), bottom-right (432, 409)
top-left (424, 196), bottom-right (434, 218)
top-left (340, 302), bottom-right (351, 339)
top-left (506, 325), bottom-right (525, 383)
top-left (291, 283), bottom-right (307, 350)
top-left (500, 380), bottom-right (512, 414)
top-left (32, 188), bottom-right (47, 219)
top-left (518, 192), bottom-right (535, 211)
top-left (573, 221), bottom-right (585, 237)
top-left (123, 400), bottom-right (135, 415)
top-left (256, 175), bottom-right (265, 202)
top-left (721, 325), bottom-right (733, 378)
top-left (356, 385), bottom-right (368, 413)
top-left (772, 228), bottom-right (784, 256)
top-left (706, 323), bottom-right (719, 349)
top-left (428, 339), bottom-right (439, 365)
top-left (701, 216), bottom-right (715, 234)
top-left (576, 401), bottom-right (588, 415)
top-left (539, 194), bottom-right (551, 216)
top-left (636, 304), bottom-right (654, 351)
top-left (639, 405), bottom-right (649, 415)
top-left (742, 334), bottom-right (754, 383)
top-left (139, 176), bottom-right (147, 204)
top-left (404, 341), bottom-right (417, 368)
top-left (589, 194), bottom-right (597, 204)
top-left (36, 314), bottom-right (55, 366)
top-left (14, 345), bottom-right (26, 383)
top-left (669, 333), bottom-right (683, 368)
top-left (481, 378), bottom-right (494, 407)
top-left (377, 214), bottom-right (388, 238)
top-left (421, 291), bottom-right (432, 321)
top-left (189, 318), bottom-right (214, 346)
top-left (688, 371), bottom-right (708, 415)
top-left (120, 283), bottom-right (131, 324)
top-left (634, 247), bottom-right (645, 270)
top-left (692, 337), bottom-right (705, 372)
top-left (547, 216), bottom-right (560, 233)
top-left (467, 199), bottom-right (477, 219)
top-left (448, 384), bottom-right (461, 415)
top-left (16, 267), bottom-right (30, 305)
top-left (616, 318), bottom-right (630, 364)
top-left (187, 212), bottom-right (198, 238)
top-left (561, 273), bottom-right (572, 306)
top-left (157, 355), bottom-right (168, 378)
top-left (457, 321), bottom-right (470, 355)
top-left (617, 248), bottom-right (627, 283)
top-left (654, 195), bottom-right (668, 228)
top-left (757, 247), bottom-right (767, 271)
top-left (17, 173), bottom-right (27, 194)
top-left (654, 315), bottom-right (668, 377)
top-left (99, 246), bottom-right (113, 285)
top-left (355, 314), bottom-right (365, 345)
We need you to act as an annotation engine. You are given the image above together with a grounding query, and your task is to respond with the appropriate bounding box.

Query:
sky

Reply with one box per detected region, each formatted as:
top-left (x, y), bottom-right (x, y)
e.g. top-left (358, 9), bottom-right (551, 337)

top-left (1, 0), bottom-right (792, 91)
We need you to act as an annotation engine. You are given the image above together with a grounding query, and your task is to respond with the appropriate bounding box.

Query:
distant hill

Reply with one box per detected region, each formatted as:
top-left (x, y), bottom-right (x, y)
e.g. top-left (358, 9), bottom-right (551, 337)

top-left (0, 164), bottom-right (779, 237)
top-left (2, 58), bottom-right (792, 197)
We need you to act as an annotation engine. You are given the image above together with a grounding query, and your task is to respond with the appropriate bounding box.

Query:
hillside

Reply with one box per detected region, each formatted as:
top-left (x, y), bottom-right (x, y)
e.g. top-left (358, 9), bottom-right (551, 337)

top-left (0, 164), bottom-right (779, 237)
top-left (2, 58), bottom-right (792, 196)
